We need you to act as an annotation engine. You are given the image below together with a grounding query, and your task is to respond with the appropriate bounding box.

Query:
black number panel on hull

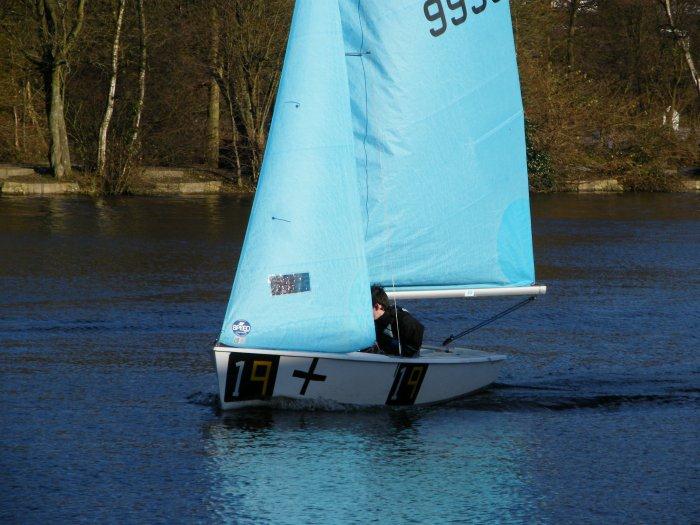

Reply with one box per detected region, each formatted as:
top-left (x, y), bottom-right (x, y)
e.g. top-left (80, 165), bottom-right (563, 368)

top-left (386, 364), bottom-right (428, 405)
top-left (223, 353), bottom-right (280, 402)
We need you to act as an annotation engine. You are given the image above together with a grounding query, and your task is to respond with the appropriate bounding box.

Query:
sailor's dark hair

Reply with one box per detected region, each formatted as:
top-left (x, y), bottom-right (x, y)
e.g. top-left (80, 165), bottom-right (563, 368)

top-left (371, 284), bottom-right (389, 309)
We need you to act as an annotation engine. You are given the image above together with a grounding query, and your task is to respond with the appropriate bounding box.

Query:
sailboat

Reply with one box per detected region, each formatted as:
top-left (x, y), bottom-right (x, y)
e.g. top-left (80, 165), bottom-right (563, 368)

top-left (213, 0), bottom-right (546, 409)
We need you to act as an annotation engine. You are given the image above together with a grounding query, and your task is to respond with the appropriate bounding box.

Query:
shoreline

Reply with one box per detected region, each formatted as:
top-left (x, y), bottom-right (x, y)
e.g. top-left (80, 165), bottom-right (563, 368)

top-left (0, 164), bottom-right (697, 196)
top-left (0, 165), bottom-right (252, 197)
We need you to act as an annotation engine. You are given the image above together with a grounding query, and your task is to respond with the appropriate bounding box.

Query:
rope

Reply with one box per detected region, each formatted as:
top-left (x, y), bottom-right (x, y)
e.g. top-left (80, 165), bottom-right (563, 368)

top-left (442, 296), bottom-right (536, 347)
top-left (390, 278), bottom-right (402, 356)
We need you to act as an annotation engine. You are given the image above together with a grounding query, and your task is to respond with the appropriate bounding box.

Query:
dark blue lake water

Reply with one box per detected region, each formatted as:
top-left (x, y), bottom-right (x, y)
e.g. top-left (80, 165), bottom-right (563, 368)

top-left (1, 194), bottom-right (698, 523)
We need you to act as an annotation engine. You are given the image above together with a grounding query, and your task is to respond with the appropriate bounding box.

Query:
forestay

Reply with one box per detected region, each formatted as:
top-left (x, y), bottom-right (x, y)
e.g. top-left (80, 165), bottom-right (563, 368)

top-left (219, 1), bottom-right (375, 351)
top-left (340, 0), bottom-right (536, 291)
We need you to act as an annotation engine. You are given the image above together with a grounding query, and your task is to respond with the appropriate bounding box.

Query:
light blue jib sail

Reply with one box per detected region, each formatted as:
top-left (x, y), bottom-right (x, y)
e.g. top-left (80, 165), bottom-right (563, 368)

top-left (220, 0), bottom-right (536, 352)
top-left (219, 1), bottom-right (375, 351)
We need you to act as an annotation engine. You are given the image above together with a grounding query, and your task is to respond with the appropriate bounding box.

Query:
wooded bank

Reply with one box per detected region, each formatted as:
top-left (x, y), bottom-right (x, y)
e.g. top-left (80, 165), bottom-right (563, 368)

top-left (0, 0), bottom-right (698, 194)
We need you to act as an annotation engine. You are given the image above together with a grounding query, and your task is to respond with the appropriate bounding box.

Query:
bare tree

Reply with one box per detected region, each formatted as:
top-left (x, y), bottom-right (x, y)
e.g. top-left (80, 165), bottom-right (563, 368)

top-left (205, 4), bottom-right (220, 168)
top-left (216, 0), bottom-right (290, 183)
top-left (30, 0), bottom-right (87, 179)
top-left (554, 0), bottom-right (598, 70)
top-left (565, 0), bottom-right (580, 69)
top-left (120, 0), bottom-right (147, 184)
top-left (8, 49), bottom-right (21, 154)
top-left (97, 0), bottom-right (126, 181)
top-left (659, 0), bottom-right (700, 97)
top-left (2, 0), bottom-right (694, 192)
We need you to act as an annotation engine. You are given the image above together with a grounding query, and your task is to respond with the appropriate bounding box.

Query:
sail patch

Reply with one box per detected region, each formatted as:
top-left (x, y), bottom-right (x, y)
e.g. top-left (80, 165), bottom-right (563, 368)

top-left (269, 273), bottom-right (311, 296)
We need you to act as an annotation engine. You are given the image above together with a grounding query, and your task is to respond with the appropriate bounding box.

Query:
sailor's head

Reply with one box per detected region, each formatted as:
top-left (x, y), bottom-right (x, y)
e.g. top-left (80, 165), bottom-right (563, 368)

top-left (371, 284), bottom-right (389, 320)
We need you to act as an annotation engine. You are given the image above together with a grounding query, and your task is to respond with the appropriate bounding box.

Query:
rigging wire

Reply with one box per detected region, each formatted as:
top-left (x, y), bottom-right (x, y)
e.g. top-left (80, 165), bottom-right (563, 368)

top-left (442, 296), bottom-right (536, 347)
top-left (390, 275), bottom-right (402, 356)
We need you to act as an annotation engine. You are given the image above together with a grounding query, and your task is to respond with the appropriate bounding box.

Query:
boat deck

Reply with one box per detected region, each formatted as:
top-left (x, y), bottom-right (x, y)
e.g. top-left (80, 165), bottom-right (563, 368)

top-left (419, 345), bottom-right (506, 362)
top-left (213, 344), bottom-right (506, 364)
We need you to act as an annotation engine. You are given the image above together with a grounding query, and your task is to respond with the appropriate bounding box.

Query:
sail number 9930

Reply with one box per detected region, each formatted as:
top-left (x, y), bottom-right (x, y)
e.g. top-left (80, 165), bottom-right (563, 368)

top-left (423, 0), bottom-right (501, 37)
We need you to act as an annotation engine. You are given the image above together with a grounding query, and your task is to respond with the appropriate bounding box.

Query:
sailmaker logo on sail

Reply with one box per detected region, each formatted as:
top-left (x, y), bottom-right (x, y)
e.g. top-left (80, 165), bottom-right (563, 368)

top-left (232, 320), bottom-right (251, 337)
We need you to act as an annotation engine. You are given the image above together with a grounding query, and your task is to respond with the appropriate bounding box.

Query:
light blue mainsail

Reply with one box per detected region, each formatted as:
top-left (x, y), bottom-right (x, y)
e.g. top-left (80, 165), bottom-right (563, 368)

top-left (340, 0), bottom-right (535, 290)
top-left (219, 0), bottom-right (375, 351)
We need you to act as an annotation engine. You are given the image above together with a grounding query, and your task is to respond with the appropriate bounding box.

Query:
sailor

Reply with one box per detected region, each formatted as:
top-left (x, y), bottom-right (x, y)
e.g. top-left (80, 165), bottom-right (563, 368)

top-left (367, 284), bottom-right (424, 357)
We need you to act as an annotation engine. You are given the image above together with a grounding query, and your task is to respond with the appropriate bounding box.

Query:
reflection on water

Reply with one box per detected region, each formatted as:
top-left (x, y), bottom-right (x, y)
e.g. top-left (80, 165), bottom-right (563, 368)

top-left (204, 409), bottom-right (532, 524)
top-left (0, 193), bottom-right (698, 522)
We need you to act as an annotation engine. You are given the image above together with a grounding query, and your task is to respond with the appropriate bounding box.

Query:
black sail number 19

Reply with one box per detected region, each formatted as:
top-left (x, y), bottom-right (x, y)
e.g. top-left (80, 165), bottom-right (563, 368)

top-left (386, 364), bottom-right (428, 405)
top-left (223, 353), bottom-right (279, 402)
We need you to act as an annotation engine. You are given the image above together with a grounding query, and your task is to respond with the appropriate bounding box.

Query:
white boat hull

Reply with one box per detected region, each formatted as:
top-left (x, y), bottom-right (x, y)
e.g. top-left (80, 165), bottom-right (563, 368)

top-left (213, 345), bottom-right (505, 410)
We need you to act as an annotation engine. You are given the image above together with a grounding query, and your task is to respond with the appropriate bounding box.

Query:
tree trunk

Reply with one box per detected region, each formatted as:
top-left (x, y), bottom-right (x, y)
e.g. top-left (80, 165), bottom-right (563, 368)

top-left (97, 0), bottom-right (127, 182)
top-left (206, 5), bottom-right (221, 168)
top-left (45, 64), bottom-right (72, 179)
top-left (565, 0), bottom-right (579, 70)
top-left (223, 88), bottom-right (242, 186)
top-left (35, 0), bottom-right (87, 179)
top-left (13, 104), bottom-right (20, 153)
top-left (23, 81), bottom-right (45, 152)
top-left (9, 49), bottom-right (20, 154)
top-left (121, 0), bottom-right (147, 184)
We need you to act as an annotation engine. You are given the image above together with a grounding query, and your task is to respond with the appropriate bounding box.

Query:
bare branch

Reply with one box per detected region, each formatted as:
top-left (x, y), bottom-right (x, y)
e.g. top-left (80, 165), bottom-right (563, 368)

top-left (65, 0), bottom-right (86, 53)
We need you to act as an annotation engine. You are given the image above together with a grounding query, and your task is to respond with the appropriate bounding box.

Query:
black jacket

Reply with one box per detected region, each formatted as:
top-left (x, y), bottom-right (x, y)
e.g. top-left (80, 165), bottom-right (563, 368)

top-left (375, 306), bottom-right (424, 357)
